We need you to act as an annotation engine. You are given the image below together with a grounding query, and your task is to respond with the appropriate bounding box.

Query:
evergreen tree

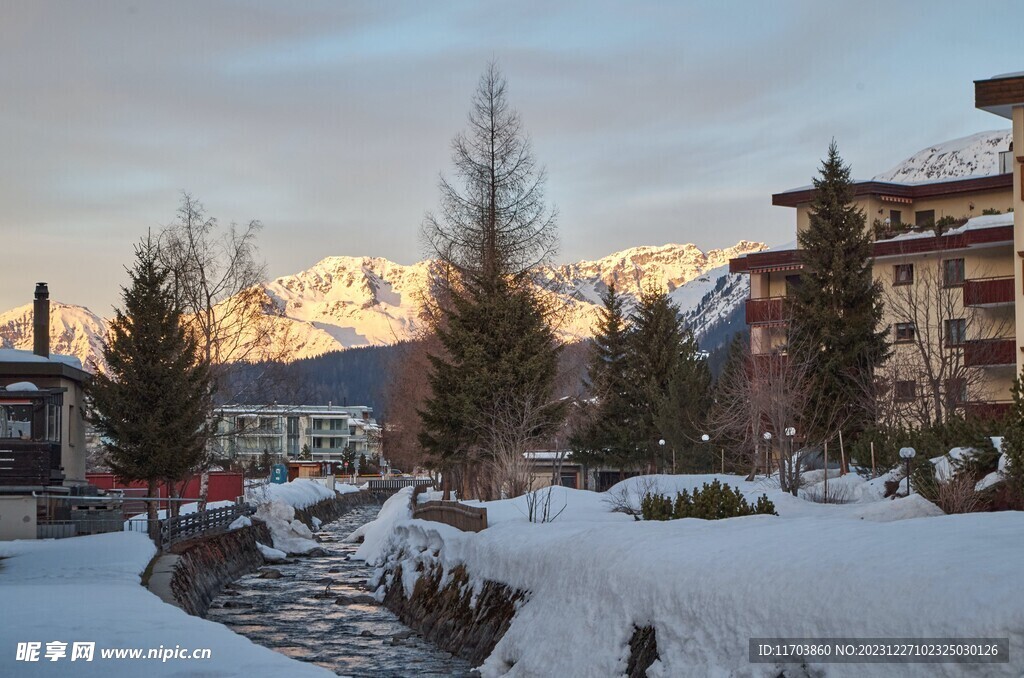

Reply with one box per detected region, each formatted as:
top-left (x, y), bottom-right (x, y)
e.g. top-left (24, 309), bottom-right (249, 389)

top-left (571, 284), bottom-right (636, 474)
top-left (657, 329), bottom-right (713, 472)
top-left (629, 287), bottom-right (710, 472)
top-left (418, 64), bottom-right (561, 499)
top-left (86, 237), bottom-right (213, 533)
top-left (791, 141), bottom-right (887, 438)
top-left (418, 277), bottom-right (561, 498)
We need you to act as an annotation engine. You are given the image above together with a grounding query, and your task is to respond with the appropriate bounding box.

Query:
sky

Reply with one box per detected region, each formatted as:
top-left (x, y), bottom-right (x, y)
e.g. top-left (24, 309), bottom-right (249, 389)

top-left (1, 0), bottom-right (1022, 314)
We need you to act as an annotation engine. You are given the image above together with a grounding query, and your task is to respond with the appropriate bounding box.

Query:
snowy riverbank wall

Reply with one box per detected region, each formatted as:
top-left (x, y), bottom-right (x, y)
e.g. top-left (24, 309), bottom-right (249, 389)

top-left (167, 520), bottom-right (273, 616)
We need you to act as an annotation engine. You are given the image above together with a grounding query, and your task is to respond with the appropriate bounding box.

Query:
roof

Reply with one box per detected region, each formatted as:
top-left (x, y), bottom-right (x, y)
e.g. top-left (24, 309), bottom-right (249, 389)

top-left (0, 348), bottom-right (89, 383)
top-left (215, 404), bottom-right (373, 416)
top-left (772, 173), bottom-right (1012, 208)
top-left (975, 72), bottom-right (1024, 119)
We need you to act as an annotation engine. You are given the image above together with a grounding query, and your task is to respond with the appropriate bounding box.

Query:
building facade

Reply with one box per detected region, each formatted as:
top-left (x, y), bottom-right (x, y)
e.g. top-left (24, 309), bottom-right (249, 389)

top-left (730, 72), bottom-right (1024, 424)
top-left (213, 403), bottom-right (381, 463)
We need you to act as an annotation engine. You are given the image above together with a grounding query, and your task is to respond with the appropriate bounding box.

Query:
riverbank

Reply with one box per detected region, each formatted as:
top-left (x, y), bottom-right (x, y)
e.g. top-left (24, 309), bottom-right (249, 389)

top-left (207, 504), bottom-right (476, 677)
top-left (364, 475), bottom-right (1024, 677)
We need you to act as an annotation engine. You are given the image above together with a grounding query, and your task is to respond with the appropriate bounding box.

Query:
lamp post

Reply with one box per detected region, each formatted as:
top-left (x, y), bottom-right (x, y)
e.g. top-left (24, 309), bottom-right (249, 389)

top-left (899, 447), bottom-right (916, 497)
top-left (784, 427), bottom-right (796, 483)
top-left (763, 431), bottom-right (773, 477)
top-left (659, 439), bottom-right (669, 474)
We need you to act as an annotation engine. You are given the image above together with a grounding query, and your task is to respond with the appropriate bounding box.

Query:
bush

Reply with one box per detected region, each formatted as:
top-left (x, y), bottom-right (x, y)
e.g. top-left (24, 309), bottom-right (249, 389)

top-left (849, 417), bottom-right (999, 478)
top-left (641, 480), bottom-right (777, 520)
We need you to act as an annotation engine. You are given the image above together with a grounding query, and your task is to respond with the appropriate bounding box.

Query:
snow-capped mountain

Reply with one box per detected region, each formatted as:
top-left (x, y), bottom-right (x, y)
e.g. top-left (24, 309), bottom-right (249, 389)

top-left (873, 129), bottom-right (1012, 183)
top-left (0, 302), bottom-right (109, 372)
top-left (0, 241), bottom-right (767, 371)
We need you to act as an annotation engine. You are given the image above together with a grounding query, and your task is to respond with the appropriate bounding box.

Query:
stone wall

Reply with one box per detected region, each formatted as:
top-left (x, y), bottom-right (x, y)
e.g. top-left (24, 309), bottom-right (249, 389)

top-left (167, 521), bottom-right (272, 616)
top-left (382, 562), bottom-right (525, 666)
top-left (293, 491), bottom-right (388, 529)
top-left (381, 555), bottom-right (659, 672)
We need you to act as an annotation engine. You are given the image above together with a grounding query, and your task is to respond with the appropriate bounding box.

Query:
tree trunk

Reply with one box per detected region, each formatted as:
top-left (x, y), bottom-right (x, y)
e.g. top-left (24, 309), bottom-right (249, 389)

top-left (147, 479), bottom-right (160, 543)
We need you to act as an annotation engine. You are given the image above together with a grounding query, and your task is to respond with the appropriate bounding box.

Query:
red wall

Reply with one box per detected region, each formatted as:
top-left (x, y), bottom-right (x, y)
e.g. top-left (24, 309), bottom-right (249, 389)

top-left (86, 472), bottom-right (244, 506)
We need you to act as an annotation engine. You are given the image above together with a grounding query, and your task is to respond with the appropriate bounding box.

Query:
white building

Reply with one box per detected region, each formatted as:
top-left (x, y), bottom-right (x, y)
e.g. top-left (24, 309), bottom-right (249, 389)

top-left (213, 404), bottom-right (381, 463)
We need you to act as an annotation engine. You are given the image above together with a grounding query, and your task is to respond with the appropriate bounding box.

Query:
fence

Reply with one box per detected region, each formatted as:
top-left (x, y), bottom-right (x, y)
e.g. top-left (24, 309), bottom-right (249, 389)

top-left (367, 477), bottom-right (435, 492)
top-left (412, 500), bottom-right (488, 532)
top-left (160, 502), bottom-right (255, 548)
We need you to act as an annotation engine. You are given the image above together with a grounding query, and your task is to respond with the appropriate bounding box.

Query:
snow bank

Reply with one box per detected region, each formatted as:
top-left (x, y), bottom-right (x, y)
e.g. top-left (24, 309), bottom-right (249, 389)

top-left (0, 532), bottom-right (329, 677)
top-left (346, 486), bottom-right (414, 564)
top-left (246, 478), bottom-right (336, 509)
top-left (256, 542), bottom-right (288, 563)
top-left (371, 473), bottom-right (1024, 676)
top-left (253, 501), bottom-right (321, 555)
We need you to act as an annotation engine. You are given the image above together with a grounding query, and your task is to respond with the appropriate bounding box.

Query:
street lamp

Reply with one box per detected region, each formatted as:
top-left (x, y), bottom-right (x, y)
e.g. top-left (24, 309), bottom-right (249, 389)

top-left (899, 447), bottom-right (916, 496)
top-left (658, 439), bottom-right (669, 475)
top-left (763, 431), bottom-right (772, 477)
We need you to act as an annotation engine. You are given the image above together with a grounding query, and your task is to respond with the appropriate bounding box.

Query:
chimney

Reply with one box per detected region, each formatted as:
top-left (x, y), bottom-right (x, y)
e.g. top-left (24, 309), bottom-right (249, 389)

top-left (33, 282), bottom-right (49, 358)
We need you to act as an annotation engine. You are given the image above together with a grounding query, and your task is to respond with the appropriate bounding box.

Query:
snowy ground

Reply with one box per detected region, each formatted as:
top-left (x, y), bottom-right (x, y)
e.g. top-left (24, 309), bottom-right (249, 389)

top-left (359, 474), bottom-right (1024, 677)
top-left (0, 532), bottom-right (331, 677)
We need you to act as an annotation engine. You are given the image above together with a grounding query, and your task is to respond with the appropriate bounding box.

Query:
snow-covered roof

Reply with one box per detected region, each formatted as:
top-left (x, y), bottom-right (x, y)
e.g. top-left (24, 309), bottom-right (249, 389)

top-left (0, 347), bottom-right (84, 370)
top-left (524, 450), bottom-right (573, 461)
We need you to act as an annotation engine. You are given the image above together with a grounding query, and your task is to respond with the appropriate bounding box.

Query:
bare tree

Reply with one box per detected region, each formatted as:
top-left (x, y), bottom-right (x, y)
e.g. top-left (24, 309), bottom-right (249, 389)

top-left (881, 256), bottom-right (1012, 427)
top-left (472, 393), bottom-right (552, 499)
top-left (156, 193), bottom-right (291, 506)
top-left (422, 61), bottom-right (558, 289)
top-left (709, 337), bottom-right (842, 495)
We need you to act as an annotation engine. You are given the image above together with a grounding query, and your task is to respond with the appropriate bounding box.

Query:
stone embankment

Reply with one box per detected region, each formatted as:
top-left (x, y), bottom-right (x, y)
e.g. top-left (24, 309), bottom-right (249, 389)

top-left (149, 490), bottom-right (388, 617)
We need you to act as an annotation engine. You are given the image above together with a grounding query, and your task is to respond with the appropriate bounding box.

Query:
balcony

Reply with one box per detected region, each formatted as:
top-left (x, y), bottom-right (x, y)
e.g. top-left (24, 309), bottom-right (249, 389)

top-left (963, 339), bottom-right (1016, 367)
top-left (963, 276), bottom-right (1014, 307)
top-left (965, 401), bottom-right (1013, 421)
top-left (745, 297), bottom-right (787, 325)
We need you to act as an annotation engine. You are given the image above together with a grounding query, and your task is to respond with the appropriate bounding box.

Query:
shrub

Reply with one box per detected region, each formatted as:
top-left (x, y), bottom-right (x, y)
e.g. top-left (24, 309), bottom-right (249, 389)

top-left (640, 480), bottom-right (777, 520)
top-left (982, 208), bottom-right (1002, 215)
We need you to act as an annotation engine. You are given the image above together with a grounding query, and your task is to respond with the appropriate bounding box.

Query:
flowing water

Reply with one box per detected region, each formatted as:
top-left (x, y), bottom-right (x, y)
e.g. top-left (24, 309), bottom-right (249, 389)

top-left (207, 504), bottom-right (476, 677)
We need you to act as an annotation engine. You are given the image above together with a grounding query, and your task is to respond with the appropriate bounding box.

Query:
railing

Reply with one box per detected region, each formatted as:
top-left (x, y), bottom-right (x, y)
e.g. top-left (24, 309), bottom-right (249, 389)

top-left (160, 502), bottom-right (255, 548)
top-left (963, 276), bottom-right (1014, 307)
top-left (413, 500), bottom-right (488, 532)
top-left (963, 339), bottom-right (1016, 367)
top-left (745, 297), bottom-right (786, 325)
top-left (367, 478), bottom-right (434, 492)
top-left (965, 400), bottom-right (1013, 420)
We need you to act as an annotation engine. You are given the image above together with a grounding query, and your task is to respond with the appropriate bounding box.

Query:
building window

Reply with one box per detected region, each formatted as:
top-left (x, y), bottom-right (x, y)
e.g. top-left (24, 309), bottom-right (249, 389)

top-left (889, 209), bottom-right (902, 226)
top-left (784, 274), bottom-right (801, 297)
top-left (942, 258), bottom-right (965, 287)
top-left (894, 381), bottom-right (917, 401)
top-left (945, 318), bottom-right (967, 346)
top-left (915, 210), bottom-right (935, 228)
top-left (945, 378), bottom-right (967, 409)
top-left (893, 264), bottom-right (914, 285)
top-left (894, 322), bottom-right (916, 343)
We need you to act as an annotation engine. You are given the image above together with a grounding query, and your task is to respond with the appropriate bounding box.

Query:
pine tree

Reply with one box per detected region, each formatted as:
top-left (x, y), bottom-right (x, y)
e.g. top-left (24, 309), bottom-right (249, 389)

top-left (571, 284), bottom-right (636, 474)
top-left (418, 277), bottom-right (561, 498)
top-left (418, 64), bottom-right (562, 499)
top-left (86, 237), bottom-right (213, 534)
top-left (628, 287), bottom-right (710, 472)
top-left (657, 329), bottom-right (713, 473)
top-left (791, 141), bottom-right (888, 438)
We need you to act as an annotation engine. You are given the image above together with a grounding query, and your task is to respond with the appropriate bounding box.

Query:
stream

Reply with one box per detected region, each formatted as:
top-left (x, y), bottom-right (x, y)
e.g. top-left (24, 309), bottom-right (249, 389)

top-left (207, 504), bottom-right (477, 677)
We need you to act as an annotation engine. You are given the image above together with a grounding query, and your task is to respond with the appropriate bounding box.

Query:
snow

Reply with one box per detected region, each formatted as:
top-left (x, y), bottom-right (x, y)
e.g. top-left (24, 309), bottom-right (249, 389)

top-left (246, 478), bottom-right (335, 509)
top-left (0, 347), bottom-right (84, 370)
top-left (4, 380), bottom-right (38, 390)
top-left (370, 472), bottom-right (1024, 676)
top-left (873, 130), bottom-right (1012, 183)
top-left (0, 532), bottom-right (329, 677)
top-left (346, 486), bottom-right (415, 564)
top-left (253, 500), bottom-right (322, 555)
top-left (256, 541), bottom-right (288, 563)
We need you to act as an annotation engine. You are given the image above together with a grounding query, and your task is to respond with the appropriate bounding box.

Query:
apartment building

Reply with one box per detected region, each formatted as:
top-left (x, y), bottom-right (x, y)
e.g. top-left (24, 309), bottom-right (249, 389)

top-left (213, 403), bottom-right (380, 462)
top-left (730, 71), bottom-right (1024, 423)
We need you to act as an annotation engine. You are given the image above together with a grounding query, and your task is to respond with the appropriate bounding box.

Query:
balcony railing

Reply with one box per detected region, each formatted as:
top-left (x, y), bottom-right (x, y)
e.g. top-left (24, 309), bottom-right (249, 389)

top-left (964, 401), bottom-right (1013, 421)
top-left (745, 297), bottom-right (787, 325)
top-left (963, 339), bottom-right (1016, 367)
top-left (963, 276), bottom-right (1014, 307)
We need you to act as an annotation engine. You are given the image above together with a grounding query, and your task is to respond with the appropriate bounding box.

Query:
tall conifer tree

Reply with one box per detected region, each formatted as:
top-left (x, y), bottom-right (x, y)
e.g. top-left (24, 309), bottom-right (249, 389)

top-left (791, 141), bottom-right (887, 437)
top-left (86, 237), bottom-right (213, 532)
